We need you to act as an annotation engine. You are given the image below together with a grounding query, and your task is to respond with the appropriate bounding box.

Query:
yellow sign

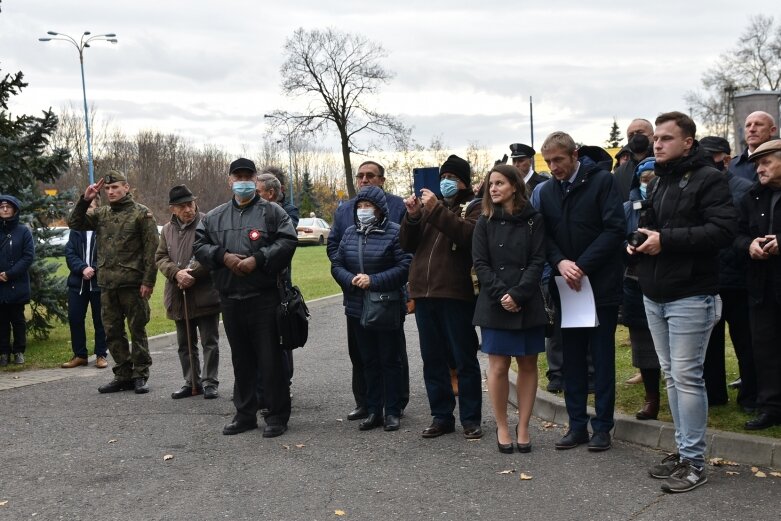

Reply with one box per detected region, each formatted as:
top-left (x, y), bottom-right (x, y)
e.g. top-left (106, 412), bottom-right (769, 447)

top-left (44, 189), bottom-right (58, 196)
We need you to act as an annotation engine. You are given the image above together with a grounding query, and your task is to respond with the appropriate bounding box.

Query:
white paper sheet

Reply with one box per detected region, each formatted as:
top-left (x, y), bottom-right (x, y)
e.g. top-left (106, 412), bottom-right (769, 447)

top-left (554, 275), bottom-right (598, 328)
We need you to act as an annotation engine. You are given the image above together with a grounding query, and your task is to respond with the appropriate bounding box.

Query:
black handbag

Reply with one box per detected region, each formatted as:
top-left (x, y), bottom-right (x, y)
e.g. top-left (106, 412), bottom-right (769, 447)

top-left (276, 275), bottom-right (310, 350)
top-left (357, 232), bottom-right (402, 331)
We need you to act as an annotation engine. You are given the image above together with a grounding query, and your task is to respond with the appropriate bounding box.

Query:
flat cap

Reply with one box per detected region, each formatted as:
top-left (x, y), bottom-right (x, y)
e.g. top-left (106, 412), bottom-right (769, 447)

top-left (229, 157), bottom-right (257, 174)
top-left (168, 184), bottom-right (195, 205)
top-left (509, 143), bottom-right (536, 159)
top-left (749, 139), bottom-right (781, 162)
top-left (103, 170), bottom-right (127, 184)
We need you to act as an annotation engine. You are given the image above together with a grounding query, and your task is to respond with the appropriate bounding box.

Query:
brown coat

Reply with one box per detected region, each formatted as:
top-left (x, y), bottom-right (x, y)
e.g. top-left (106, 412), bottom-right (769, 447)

top-left (399, 191), bottom-right (480, 302)
top-left (155, 212), bottom-right (220, 321)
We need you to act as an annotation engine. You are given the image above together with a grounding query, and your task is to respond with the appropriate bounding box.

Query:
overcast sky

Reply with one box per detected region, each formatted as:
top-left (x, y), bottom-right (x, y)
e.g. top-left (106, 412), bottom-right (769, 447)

top-left (1, 0), bottom-right (775, 162)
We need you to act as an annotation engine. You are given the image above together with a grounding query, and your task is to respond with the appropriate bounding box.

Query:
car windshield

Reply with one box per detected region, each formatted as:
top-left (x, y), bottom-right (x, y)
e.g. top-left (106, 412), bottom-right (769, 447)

top-left (298, 218), bottom-right (317, 227)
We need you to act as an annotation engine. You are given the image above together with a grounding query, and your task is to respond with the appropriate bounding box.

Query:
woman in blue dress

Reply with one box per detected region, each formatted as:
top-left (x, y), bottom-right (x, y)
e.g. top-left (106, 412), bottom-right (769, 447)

top-left (472, 165), bottom-right (548, 453)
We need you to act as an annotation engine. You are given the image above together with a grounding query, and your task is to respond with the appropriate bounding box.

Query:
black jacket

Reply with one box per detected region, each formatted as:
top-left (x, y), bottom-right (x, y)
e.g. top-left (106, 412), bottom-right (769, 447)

top-left (472, 204), bottom-right (548, 330)
top-left (717, 172), bottom-right (753, 290)
top-left (736, 183), bottom-right (781, 305)
top-left (536, 156), bottom-right (626, 307)
top-left (636, 147), bottom-right (737, 302)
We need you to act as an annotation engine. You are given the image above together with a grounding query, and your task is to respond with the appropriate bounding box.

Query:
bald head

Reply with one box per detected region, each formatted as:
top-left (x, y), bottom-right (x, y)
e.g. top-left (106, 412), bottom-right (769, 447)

top-left (745, 111), bottom-right (778, 152)
top-left (627, 118), bottom-right (654, 139)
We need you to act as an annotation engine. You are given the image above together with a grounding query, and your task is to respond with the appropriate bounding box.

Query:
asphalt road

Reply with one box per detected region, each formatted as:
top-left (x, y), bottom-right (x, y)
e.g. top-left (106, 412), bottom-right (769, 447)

top-left (0, 296), bottom-right (778, 520)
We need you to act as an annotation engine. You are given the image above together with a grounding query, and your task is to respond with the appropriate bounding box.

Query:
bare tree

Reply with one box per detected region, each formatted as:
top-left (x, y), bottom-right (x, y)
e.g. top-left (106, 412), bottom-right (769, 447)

top-left (686, 15), bottom-right (781, 139)
top-left (269, 27), bottom-right (407, 198)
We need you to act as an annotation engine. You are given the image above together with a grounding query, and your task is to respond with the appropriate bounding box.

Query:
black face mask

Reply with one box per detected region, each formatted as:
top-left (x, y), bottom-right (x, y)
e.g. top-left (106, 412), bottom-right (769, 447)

top-left (628, 133), bottom-right (650, 154)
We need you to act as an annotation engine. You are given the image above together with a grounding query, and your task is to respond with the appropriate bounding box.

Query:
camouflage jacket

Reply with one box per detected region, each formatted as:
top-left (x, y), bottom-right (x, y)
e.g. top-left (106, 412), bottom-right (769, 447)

top-left (68, 194), bottom-right (159, 290)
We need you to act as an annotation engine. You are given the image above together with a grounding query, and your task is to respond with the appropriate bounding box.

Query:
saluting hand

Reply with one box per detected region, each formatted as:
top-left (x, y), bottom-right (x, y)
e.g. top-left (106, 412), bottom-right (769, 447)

top-left (84, 178), bottom-right (105, 202)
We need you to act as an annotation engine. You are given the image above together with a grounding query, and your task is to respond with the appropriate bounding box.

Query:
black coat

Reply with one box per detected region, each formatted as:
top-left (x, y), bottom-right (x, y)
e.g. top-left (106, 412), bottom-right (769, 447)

top-left (636, 149), bottom-right (737, 303)
top-left (536, 156), bottom-right (626, 307)
top-left (472, 204), bottom-right (548, 330)
top-left (736, 183), bottom-right (781, 305)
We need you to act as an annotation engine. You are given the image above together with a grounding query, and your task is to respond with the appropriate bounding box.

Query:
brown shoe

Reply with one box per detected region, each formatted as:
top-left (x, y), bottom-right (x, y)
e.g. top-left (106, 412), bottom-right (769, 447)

top-left (95, 356), bottom-right (108, 369)
top-left (61, 357), bottom-right (88, 368)
top-left (450, 368), bottom-right (459, 396)
top-left (636, 394), bottom-right (660, 420)
top-left (625, 372), bottom-right (643, 385)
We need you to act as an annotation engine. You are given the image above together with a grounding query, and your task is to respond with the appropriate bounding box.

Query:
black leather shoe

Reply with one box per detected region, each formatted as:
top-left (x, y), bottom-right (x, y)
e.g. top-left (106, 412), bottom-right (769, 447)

top-left (588, 431), bottom-right (612, 452)
top-left (555, 429), bottom-right (590, 450)
top-left (347, 406), bottom-right (369, 421)
top-left (496, 428), bottom-right (513, 454)
top-left (171, 385), bottom-right (202, 399)
top-left (262, 424), bottom-right (288, 438)
top-left (383, 415), bottom-right (400, 431)
top-left (133, 378), bottom-right (149, 394)
top-left (421, 422), bottom-right (455, 438)
top-left (98, 379), bottom-right (134, 393)
top-left (463, 424), bottom-right (484, 439)
top-left (223, 420), bottom-right (257, 435)
top-left (359, 413), bottom-right (384, 431)
top-left (744, 412), bottom-right (781, 431)
top-left (203, 386), bottom-right (218, 399)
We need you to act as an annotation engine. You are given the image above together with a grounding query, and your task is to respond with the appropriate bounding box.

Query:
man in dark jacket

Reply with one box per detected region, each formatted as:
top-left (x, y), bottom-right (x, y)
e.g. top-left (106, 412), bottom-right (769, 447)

top-left (735, 139), bottom-right (781, 430)
top-left (62, 197), bottom-right (107, 369)
top-left (194, 158), bottom-right (297, 437)
top-left (400, 154), bottom-right (483, 440)
top-left (729, 111), bottom-right (778, 183)
top-left (536, 133), bottom-right (625, 453)
top-left (156, 185), bottom-right (221, 400)
top-left (613, 119), bottom-right (654, 201)
top-left (328, 160), bottom-right (409, 421)
top-left (509, 143), bottom-right (548, 194)
top-left (69, 171), bottom-right (159, 394)
top-left (699, 137), bottom-right (756, 410)
top-left (630, 112), bottom-right (736, 493)
top-left (0, 195), bottom-right (34, 366)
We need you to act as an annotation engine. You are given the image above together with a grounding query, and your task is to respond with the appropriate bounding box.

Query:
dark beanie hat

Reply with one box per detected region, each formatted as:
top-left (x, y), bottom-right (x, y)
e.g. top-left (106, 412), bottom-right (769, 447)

top-left (699, 136), bottom-right (731, 155)
top-left (440, 154), bottom-right (471, 186)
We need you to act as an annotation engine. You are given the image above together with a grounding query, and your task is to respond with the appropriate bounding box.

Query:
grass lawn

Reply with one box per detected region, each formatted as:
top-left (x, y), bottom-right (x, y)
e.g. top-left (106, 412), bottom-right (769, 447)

top-left (2, 245), bottom-right (339, 372)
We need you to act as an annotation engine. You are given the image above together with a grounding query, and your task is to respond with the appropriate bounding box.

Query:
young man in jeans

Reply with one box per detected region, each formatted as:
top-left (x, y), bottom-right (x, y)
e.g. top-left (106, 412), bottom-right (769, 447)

top-left (629, 112), bottom-right (736, 493)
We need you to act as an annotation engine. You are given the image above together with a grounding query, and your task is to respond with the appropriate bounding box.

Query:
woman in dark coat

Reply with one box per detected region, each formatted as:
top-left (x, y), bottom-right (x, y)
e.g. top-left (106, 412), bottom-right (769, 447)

top-left (331, 186), bottom-right (412, 432)
top-left (472, 165), bottom-right (547, 453)
top-left (0, 195), bottom-right (35, 366)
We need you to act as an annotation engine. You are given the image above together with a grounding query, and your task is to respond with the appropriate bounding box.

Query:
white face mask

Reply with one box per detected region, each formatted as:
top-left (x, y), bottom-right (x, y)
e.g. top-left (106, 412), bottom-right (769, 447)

top-left (356, 208), bottom-right (377, 225)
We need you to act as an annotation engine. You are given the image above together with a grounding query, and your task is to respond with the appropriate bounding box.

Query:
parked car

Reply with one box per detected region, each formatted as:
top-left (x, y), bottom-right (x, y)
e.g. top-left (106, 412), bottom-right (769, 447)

top-left (296, 217), bottom-right (331, 245)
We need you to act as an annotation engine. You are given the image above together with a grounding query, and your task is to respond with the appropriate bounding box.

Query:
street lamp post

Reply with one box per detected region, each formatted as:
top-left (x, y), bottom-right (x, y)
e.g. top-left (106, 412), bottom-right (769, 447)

top-left (263, 114), bottom-right (295, 206)
top-left (39, 31), bottom-right (118, 184)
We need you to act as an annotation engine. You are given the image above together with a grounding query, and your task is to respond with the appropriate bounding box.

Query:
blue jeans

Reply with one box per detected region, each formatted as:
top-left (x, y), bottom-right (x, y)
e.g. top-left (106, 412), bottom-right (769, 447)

top-left (561, 305), bottom-right (618, 433)
top-left (415, 298), bottom-right (482, 427)
top-left (67, 289), bottom-right (107, 358)
top-left (644, 295), bottom-right (719, 467)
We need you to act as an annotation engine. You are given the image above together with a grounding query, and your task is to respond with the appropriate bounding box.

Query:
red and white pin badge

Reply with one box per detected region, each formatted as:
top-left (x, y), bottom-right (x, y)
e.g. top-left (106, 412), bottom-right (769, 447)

top-left (249, 229), bottom-right (261, 241)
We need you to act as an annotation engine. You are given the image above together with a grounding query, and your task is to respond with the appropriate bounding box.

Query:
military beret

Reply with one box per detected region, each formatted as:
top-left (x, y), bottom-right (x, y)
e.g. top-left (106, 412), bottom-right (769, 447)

top-left (168, 184), bottom-right (195, 205)
top-left (749, 139), bottom-right (781, 162)
top-left (509, 143), bottom-right (536, 159)
top-left (103, 170), bottom-right (127, 184)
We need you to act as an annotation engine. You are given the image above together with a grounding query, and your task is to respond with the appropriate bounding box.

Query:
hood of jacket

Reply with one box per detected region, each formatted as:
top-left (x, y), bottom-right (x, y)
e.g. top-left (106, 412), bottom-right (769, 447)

top-left (0, 194), bottom-right (21, 230)
top-left (578, 145), bottom-right (614, 172)
top-left (353, 185), bottom-right (389, 229)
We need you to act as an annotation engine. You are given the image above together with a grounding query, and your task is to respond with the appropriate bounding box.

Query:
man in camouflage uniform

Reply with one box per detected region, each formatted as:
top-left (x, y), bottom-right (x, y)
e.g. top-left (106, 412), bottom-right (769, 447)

top-left (68, 171), bottom-right (159, 394)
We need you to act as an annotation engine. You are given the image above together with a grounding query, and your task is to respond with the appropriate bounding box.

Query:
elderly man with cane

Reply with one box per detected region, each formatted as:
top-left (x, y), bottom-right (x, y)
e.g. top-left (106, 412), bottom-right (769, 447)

top-left (156, 185), bottom-right (221, 399)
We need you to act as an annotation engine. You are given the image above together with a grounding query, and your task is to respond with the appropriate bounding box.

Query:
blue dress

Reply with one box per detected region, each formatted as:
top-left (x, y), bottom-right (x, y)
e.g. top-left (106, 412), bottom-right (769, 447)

top-left (481, 326), bottom-right (545, 357)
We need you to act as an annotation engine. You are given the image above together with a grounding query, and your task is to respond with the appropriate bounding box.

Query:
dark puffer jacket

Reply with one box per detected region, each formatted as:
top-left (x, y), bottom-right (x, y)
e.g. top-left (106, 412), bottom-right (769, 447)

top-left (472, 203), bottom-right (548, 330)
top-left (331, 186), bottom-right (412, 319)
top-left (636, 146), bottom-right (737, 302)
top-left (0, 195), bottom-right (34, 305)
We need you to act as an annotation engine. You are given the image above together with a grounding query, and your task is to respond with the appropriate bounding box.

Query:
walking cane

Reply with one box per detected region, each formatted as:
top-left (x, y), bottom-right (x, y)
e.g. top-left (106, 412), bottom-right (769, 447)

top-left (182, 288), bottom-right (198, 396)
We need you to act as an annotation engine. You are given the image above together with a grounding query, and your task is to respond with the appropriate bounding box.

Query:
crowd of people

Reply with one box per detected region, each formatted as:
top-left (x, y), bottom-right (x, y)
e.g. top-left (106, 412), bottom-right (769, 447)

top-left (1, 109), bottom-right (779, 495)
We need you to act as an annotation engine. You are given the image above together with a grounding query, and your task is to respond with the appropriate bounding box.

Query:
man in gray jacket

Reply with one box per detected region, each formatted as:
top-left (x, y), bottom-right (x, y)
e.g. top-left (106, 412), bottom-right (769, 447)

top-left (156, 185), bottom-right (221, 400)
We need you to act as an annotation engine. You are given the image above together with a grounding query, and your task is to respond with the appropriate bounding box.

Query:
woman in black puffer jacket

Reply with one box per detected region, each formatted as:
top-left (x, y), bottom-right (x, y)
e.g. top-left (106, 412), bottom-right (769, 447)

top-left (331, 186), bottom-right (412, 432)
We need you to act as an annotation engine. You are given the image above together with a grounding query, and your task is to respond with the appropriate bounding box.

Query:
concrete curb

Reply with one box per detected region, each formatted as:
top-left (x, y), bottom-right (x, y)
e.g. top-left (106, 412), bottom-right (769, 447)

top-left (507, 368), bottom-right (780, 468)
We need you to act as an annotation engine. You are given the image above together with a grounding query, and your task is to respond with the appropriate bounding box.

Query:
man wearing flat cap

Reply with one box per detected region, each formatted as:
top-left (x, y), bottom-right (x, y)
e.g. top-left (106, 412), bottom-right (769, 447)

top-left (194, 158), bottom-right (297, 437)
top-left (509, 143), bottom-right (547, 194)
top-left (400, 154), bottom-right (483, 440)
top-left (735, 139), bottom-right (781, 430)
top-left (68, 170), bottom-right (159, 394)
top-left (156, 185), bottom-right (221, 400)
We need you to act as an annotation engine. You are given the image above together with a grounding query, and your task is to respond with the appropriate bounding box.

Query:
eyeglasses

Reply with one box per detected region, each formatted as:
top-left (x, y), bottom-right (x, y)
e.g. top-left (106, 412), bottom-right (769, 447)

top-left (0, 203), bottom-right (13, 209)
top-left (355, 173), bottom-right (379, 180)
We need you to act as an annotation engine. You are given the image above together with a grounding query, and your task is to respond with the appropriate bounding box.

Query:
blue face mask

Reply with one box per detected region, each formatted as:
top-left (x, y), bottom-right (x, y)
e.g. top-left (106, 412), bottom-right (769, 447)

top-left (440, 178), bottom-right (459, 198)
top-left (639, 183), bottom-right (648, 199)
top-left (356, 208), bottom-right (377, 225)
top-left (232, 180), bottom-right (256, 199)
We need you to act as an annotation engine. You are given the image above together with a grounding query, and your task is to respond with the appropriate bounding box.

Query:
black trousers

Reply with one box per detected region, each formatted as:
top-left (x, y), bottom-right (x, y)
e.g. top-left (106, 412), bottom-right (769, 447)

top-left (0, 303), bottom-right (26, 354)
top-left (222, 294), bottom-right (290, 426)
top-left (749, 287), bottom-right (781, 416)
top-left (703, 288), bottom-right (756, 407)
top-left (347, 316), bottom-right (409, 410)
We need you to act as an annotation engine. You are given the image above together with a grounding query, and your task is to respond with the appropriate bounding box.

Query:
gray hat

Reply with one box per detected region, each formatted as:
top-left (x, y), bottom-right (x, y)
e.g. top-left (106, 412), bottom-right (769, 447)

top-left (168, 184), bottom-right (195, 205)
top-left (749, 139), bottom-right (781, 162)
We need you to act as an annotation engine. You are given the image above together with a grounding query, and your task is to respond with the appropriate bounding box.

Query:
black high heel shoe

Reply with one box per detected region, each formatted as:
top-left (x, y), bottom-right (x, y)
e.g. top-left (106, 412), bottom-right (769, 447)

top-left (515, 423), bottom-right (532, 453)
top-left (496, 427), bottom-right (514, 454)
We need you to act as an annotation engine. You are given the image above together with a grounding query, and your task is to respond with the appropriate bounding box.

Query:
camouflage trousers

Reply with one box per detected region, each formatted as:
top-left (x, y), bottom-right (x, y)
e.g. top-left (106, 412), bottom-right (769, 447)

top-left (101, 287), bottom-right (152, 380)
